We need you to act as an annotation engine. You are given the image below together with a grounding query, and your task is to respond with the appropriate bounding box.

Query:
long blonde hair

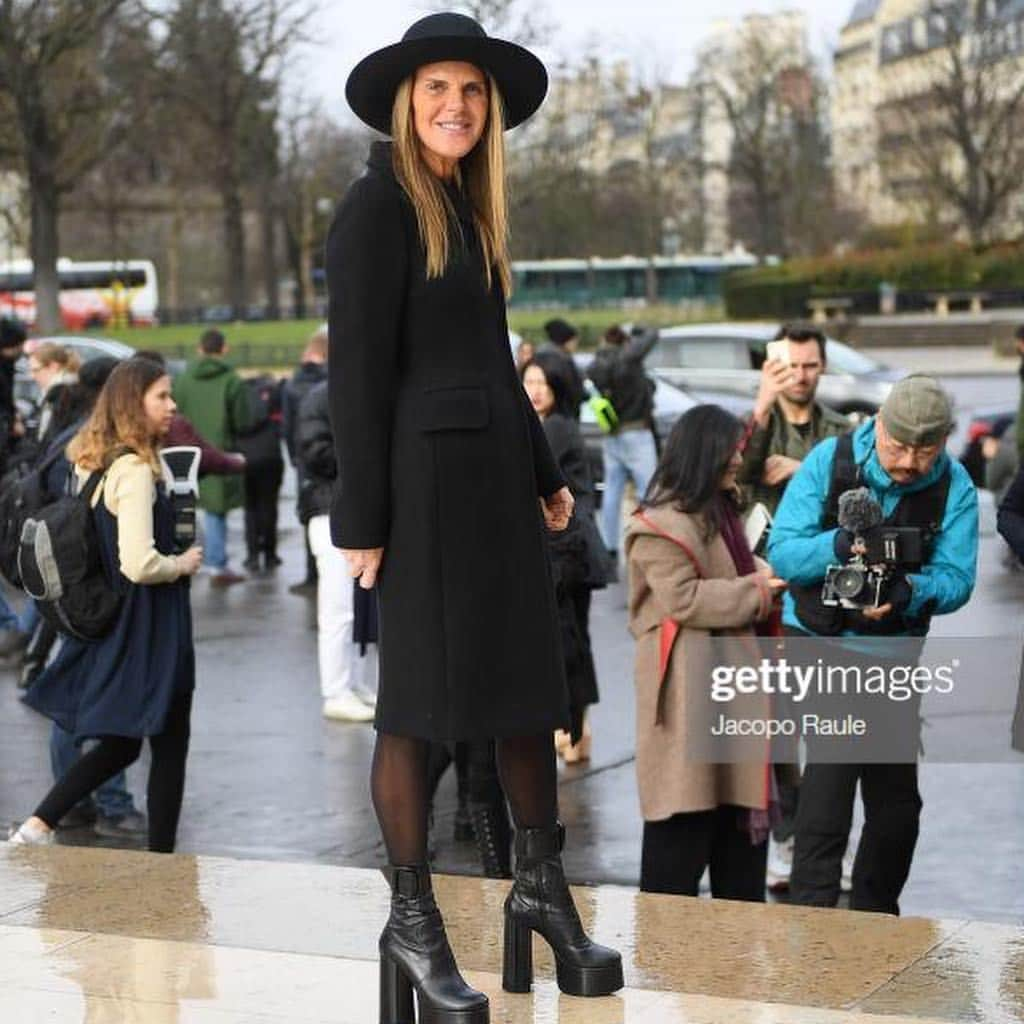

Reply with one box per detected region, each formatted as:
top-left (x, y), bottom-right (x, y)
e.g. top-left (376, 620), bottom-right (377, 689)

top-left (391, 71), bottom-right (512, 296)
top-left (67, 358), bottom-right (165, 473)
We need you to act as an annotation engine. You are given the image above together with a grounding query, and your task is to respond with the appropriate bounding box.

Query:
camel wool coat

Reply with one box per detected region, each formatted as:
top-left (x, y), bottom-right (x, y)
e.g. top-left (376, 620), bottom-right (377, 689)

top-left (624, 503), bottom-right (778, 822)
top-left (325, 142), bottom-right (569, 741)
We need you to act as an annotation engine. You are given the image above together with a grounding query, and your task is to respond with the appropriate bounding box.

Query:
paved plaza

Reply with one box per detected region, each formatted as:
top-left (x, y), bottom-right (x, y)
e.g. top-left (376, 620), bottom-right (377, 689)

top-left (0, 369), bottom-right (1022, 1021)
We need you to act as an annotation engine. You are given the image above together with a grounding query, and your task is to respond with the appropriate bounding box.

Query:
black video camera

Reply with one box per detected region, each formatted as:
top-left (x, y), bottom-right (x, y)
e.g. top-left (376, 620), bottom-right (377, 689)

top-left (821, 488), bottom-right (923, 611)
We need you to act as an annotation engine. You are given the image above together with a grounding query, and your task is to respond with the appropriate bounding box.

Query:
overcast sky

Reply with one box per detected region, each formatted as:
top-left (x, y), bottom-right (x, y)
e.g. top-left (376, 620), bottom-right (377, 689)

top-left (295, 1), bottom-right (852, 125)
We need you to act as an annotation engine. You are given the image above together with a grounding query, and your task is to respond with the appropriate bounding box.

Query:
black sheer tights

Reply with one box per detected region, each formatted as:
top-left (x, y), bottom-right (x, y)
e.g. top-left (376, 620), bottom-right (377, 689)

top-left (371, 731), bottom-right (558, 866)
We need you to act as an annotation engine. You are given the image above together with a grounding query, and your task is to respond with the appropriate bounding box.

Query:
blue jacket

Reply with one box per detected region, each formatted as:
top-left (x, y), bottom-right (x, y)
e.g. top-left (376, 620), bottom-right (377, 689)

top-left (768, 418), bottom-right (978, 635)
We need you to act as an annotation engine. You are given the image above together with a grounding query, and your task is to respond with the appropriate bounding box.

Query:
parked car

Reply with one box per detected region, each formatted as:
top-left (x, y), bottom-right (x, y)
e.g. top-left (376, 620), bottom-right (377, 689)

top-left (647, 322), bottom-right (905, 418)
top-left (960, 403), bottom-right (1016, 487)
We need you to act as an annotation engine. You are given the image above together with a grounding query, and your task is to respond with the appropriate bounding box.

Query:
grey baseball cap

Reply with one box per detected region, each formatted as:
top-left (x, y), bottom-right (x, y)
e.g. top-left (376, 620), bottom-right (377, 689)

top-left (879, 375), bottom-right (954, 447)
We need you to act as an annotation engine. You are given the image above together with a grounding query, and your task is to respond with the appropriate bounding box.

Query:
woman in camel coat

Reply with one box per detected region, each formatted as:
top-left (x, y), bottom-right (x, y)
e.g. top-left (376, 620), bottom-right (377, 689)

top-left (625, 404), bottom-right (787, 901)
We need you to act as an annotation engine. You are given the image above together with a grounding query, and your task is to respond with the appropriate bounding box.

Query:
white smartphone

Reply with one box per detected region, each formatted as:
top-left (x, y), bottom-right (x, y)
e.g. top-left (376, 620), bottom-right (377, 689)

top-left (744, 502), bottom-right (774, 558)
top-left (765, 340), bottom-right (791, 366)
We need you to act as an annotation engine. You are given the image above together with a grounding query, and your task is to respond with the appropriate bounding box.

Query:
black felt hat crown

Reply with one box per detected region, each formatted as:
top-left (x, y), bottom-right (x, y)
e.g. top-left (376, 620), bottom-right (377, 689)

top-left (345, 12), bottom-right (548, 136)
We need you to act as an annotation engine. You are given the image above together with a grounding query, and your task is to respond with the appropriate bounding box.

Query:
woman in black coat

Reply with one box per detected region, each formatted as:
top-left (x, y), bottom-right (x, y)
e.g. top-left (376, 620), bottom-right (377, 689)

top-left (329, 13), bottom-right (621, 1023)
top-left (522, 352), bottom-right (607, 762)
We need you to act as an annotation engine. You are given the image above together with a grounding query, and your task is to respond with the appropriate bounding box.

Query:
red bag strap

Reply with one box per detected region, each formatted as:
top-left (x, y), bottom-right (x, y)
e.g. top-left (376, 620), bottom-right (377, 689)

top-left (633, 509), bottom-right (707, 579)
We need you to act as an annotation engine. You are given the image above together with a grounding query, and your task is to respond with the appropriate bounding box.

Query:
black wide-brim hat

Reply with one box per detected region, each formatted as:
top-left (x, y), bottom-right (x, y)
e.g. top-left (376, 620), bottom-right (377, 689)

top-left (346, 12), bottom-right (547, 136)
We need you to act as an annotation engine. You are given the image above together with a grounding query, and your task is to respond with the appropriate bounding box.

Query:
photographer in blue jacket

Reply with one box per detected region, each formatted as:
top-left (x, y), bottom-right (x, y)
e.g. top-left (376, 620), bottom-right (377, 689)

top-left (768, 375), bottom-right (977, 914)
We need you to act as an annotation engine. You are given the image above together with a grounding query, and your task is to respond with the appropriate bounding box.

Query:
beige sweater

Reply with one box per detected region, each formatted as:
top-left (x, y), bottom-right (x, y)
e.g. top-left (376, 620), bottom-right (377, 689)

top-left (76, 454), bottom-right (183, 585)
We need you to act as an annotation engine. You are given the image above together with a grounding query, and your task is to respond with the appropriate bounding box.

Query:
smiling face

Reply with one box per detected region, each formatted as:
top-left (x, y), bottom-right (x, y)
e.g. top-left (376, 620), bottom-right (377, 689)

top-left (411, 61), bottom-right (489, 178)
top-left (142, 374), bottom-right (176, 438)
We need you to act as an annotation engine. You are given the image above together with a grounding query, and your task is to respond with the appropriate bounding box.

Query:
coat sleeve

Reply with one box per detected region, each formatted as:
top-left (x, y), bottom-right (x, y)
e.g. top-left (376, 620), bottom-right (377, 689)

top-left (168, 415), bottom-right (244, 477)
top-left (766, 436), bottom-right (840, 584)
top-left (906, 460), bottom-right (977, 617)
top-left (326, 179), bottom-right (408, 549)
top-left (998, 463), bottom-right (1024, 560)
top-left (737, 413), bottom-right (772, 488)
top-left (629, 533), bottom-right (770, 629)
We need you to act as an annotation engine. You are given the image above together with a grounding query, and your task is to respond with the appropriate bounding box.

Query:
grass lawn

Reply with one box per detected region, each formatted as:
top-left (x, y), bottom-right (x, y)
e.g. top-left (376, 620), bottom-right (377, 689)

top-left (84, 303), bottom-right (723, 367)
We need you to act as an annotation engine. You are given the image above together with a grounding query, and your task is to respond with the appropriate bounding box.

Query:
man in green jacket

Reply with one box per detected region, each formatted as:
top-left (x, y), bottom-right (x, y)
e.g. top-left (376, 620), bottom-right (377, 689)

top-left (737, 324), bottom-right (850, 893)
top-left (173, 329), bottom-right (252, 585)
top-left (738, 325), bottom-right (850, 516)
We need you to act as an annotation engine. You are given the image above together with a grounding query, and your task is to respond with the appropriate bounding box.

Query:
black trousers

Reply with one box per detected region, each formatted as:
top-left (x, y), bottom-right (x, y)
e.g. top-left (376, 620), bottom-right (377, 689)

top-left (34, 690), bottom-right (194, 853)
top-left (244, 461), bottom-right (284, 559)
top-left (789, 762), bottom-right (921, 915)
top-left (641, 807), bottom-right (768, 901)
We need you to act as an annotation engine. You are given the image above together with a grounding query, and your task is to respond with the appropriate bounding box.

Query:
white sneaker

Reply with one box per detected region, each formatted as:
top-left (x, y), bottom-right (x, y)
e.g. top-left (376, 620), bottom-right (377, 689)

top-left (766, 836), bottom-right (794, 891)
top-left (7, 822), bottom-right (55, 845)
top-left (354, 688), bottom-right (377, 710)
top-left (322, 692), bottom-right (375, 723)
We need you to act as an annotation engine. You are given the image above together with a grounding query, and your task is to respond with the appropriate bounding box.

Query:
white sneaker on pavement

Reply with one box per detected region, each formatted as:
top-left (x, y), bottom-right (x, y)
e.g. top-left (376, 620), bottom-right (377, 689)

top-left (7, 821), bottom-right (55, 845)
top-left (766, 836), bottom-right (794, 892)
top-left (322, 692), bottom-right (375, 723)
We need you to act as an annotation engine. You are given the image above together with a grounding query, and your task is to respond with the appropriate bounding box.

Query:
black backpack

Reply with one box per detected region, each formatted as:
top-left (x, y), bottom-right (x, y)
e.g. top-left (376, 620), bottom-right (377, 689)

top-left (0, 445), bottom-right (69, 588)
top-left (18, 469), bottom-right (123, 642)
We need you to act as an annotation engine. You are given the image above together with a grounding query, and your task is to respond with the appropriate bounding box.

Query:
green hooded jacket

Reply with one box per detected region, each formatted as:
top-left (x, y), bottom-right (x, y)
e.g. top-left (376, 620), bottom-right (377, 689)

top-left (173, 356), bottom-right (252, 514)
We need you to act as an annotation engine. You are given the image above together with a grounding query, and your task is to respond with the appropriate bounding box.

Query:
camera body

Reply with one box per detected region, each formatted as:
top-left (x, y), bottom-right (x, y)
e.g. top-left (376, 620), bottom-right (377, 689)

top-left (822, 526), bottom-right (923, 610)
top-left (159, 446), bottom-right (201, 554)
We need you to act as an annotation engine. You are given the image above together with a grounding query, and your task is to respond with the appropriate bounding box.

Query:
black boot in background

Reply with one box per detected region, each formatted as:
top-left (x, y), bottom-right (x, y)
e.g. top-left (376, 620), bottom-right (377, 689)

top-left (469, 799), bottom-right (512, 879)
top-left (503, 823), bottom-right (623, 997)
top-left (379, 865), bottom-right (489, 1024)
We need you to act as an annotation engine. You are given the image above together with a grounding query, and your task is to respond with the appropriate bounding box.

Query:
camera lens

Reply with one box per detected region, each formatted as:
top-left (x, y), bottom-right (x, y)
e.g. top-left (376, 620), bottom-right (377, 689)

top-left (834, 567), bottom-right (865, 600)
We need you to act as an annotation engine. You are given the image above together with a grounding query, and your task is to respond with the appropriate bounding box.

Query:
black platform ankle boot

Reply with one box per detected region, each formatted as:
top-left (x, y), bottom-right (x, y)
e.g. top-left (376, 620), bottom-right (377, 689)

top-left (380, 865), bottom-right (489, 1024)
top-left (503, 824), bottom-right (623, 997)
top-left (469, 800), bottom-right (512, 879)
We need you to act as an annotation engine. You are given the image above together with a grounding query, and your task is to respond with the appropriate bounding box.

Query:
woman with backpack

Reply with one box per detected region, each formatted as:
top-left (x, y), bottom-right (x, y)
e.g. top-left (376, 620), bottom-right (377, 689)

top-left (10, 357), bottom-right (204, 853)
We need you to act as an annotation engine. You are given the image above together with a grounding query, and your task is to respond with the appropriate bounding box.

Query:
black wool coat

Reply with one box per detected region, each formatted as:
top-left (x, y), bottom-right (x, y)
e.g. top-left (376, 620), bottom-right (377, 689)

top-left (325, 142), bottom-right (570, 741)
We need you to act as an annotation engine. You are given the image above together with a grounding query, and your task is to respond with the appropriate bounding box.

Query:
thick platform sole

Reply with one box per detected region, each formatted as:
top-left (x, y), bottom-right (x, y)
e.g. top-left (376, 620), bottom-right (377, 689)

top-left (380, 952), bottom-right (489, 1024)
top-left (502, 915), bottom-right (624, 997)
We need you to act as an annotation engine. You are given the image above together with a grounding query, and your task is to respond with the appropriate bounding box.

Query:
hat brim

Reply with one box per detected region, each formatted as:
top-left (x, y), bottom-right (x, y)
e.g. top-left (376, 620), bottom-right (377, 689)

top-left (346, 35), bottom-right (547, 135)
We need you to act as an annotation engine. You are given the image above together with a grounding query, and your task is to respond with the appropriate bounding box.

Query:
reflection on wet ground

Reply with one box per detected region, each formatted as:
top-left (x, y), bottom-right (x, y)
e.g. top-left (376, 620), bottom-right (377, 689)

top-left (1, 845), bottom-right (1021, 1023)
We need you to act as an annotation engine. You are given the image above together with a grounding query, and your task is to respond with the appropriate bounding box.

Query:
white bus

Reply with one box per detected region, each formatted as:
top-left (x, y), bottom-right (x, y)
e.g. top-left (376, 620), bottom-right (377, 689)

top-left (0, 258), bottom-right (159, 329)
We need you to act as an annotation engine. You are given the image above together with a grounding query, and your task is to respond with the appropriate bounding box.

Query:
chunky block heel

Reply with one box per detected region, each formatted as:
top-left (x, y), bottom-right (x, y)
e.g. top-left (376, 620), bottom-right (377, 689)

top-left (502, 914), bottom-right (533, 992)
top-left (379, 952), bottom-right (414, 1024)
top-left (503, 824), bottom-right (623, 998)
top-left (380, 865), bottom-right (490, 1024)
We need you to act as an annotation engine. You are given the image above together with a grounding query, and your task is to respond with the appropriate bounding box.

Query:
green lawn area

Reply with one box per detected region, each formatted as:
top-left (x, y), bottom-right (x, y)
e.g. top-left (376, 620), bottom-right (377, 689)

top-left (86, 303), bottom-right (722, 367)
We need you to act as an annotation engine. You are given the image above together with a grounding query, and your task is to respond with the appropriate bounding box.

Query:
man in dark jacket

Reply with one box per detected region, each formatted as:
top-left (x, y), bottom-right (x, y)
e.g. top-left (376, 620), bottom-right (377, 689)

top-left (296, 380), bottom-right (376, 722)
top-left (588, 324), bottom-right (659, 562)
top-left (739, 325), bottom-right (850, 517)
top-left (282, 326), bottom-right (328, 593)
top-left (0, 317), bottom-right (26, 472)
top-left (235, 375), bottom-right (285, 571)
top-left (540, 318), bottom-right (586, 418)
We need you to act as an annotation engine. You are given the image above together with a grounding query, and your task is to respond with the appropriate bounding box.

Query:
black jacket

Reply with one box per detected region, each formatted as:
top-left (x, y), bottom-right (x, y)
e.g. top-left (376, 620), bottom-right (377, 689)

top-left (587, 328), bottom-right (658, 425)
top-left (998, 463), bottom-right (1024, 560)
top-left (295, 381), bottom-right (334, 524)
top-left (282, 361), bottom-right (328, 464)
top-left (326, 140), bottom-right (568, 741)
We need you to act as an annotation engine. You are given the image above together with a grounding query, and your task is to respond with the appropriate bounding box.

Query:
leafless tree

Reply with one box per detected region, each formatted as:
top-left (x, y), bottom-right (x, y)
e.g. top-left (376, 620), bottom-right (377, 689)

top-left (0, 0), bottom-right (134, 331)
top-left (877, 1), bottom-right (1024, 247)
top-left (160, 0), bottom-right (311, 317)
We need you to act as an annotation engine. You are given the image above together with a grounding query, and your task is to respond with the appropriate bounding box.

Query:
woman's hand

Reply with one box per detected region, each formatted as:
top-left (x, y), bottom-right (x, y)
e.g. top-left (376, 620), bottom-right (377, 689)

top-left (541, 487), bottom-right (575, 532)
top-left (343, 547), bottom-right (384, 589)
top-left (177, 546), bottom-right (204, 576)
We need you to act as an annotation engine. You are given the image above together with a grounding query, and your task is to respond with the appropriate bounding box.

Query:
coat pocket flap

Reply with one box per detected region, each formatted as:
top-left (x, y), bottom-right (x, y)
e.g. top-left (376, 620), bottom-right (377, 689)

top-left (420, 386), bottom-right (489, 432)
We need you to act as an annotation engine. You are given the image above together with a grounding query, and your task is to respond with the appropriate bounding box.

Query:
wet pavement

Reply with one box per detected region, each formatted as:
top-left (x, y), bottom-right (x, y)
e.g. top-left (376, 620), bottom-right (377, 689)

top-left (0, 370), bottom-right (1022, 929)
top-left (2, 844), bottom-right (1023, 1023)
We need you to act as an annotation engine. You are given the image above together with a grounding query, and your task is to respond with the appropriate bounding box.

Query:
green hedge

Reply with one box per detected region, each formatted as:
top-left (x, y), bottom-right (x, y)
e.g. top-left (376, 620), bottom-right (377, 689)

top-left (724, 243), bottom-right (1024, 318)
